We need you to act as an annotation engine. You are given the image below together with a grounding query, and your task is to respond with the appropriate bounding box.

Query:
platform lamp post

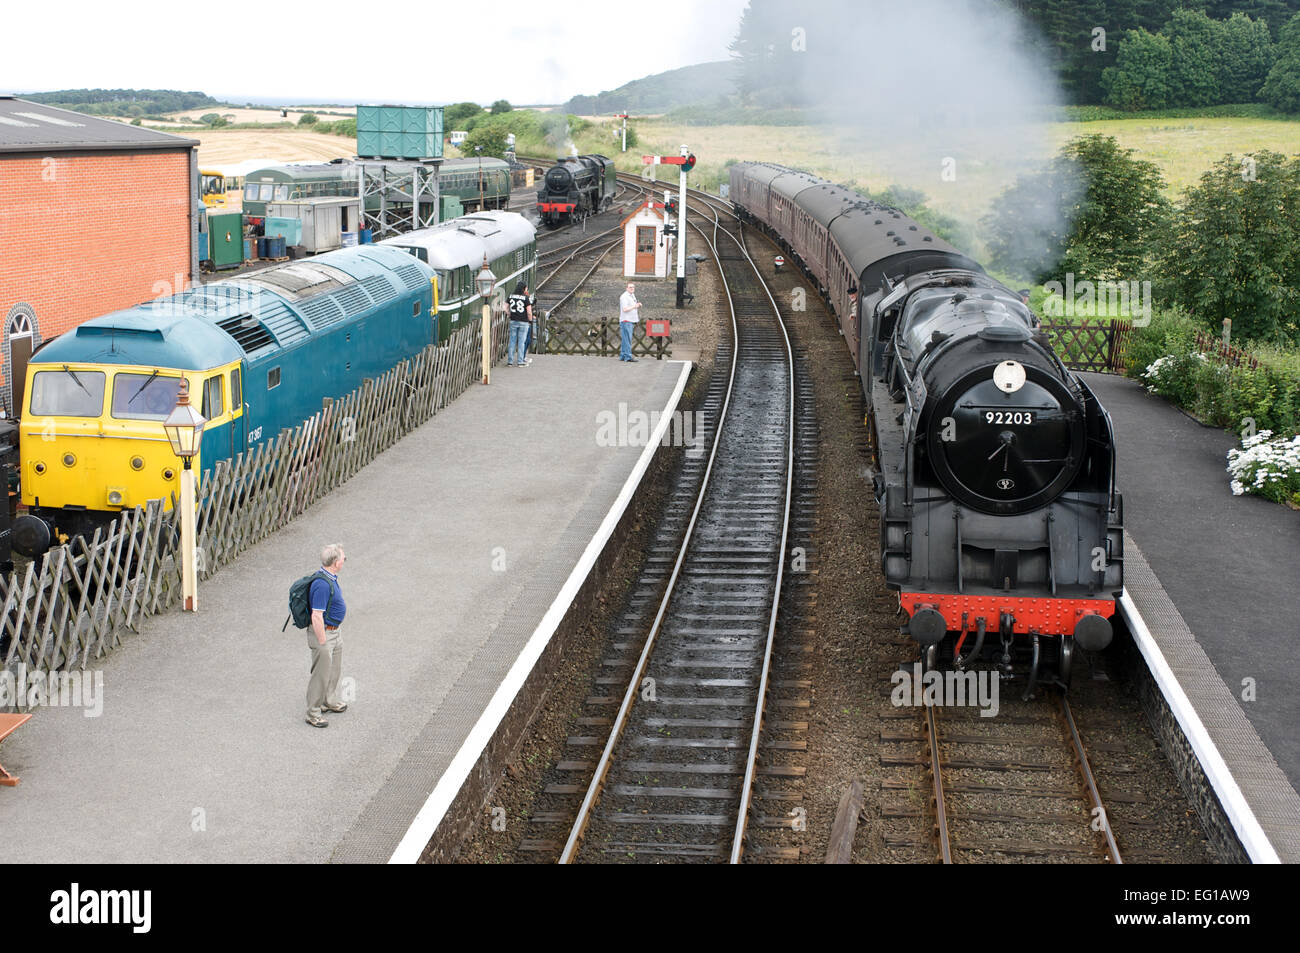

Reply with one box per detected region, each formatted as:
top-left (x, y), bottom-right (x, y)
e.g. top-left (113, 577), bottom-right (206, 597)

top-left (163, 379), bottom-right (206, 612)
top-left (477, 255), bottom-right (497, 384)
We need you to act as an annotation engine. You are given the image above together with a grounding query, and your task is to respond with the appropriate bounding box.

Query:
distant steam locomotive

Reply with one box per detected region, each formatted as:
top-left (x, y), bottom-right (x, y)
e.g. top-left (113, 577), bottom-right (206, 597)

top-left (731, 162), bottom-right (1123, 690)
top-left (536, 154), bottom-right (617, 227)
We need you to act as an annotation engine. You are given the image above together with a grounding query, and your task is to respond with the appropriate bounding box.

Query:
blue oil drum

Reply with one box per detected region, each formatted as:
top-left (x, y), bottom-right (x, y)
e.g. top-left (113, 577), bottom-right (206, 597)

top-left (257, 236), bottom-right (268, 258)
top-left (360, 228), bottom-right (373, 244)
top-left (265, 236), bottom-right (287, 258)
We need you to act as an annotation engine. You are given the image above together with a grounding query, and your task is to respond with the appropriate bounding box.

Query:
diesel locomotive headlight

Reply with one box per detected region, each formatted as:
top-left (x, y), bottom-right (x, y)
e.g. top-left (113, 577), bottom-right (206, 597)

top-left (62, 452), bottom-right (76, 467)
top-left (34, 461), bottom-right (46, 474)
top-left (130, 456), bottom-right (145, 471)
top-left (107, 488), bottom-right (124, 506)
top-left (163, 468), bottom-right (176, 481)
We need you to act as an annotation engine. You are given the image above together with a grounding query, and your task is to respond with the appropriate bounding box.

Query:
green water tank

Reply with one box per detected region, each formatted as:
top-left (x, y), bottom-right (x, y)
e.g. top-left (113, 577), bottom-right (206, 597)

top-left (356, 105), bottom-right (444, 159)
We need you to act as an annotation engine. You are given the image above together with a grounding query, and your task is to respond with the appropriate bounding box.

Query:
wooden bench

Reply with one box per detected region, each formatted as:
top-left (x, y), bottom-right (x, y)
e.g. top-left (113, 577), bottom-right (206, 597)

top-left (0, 713), bottom-right (32, 786)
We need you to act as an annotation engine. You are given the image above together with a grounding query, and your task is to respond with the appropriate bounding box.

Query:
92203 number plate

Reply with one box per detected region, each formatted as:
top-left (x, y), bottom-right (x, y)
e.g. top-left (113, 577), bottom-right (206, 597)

top-left (982, 410), bottom-right (1035, 425)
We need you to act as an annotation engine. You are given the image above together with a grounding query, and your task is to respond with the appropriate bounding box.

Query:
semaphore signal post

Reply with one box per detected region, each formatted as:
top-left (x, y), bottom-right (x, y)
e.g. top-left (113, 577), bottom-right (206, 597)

top-left (643, 146), bottom-right (696, 308)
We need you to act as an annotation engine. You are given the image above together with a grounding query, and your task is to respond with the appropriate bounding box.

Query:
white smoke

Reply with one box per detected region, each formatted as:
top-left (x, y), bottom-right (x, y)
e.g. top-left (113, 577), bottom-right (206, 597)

top-left (772, 0), bottom-right (1078, 263)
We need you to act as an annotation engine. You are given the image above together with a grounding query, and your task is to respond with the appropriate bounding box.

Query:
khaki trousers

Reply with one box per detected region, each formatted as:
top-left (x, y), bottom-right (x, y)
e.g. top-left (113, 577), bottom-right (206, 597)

top-left (306, 628), bottom-right (343, 718)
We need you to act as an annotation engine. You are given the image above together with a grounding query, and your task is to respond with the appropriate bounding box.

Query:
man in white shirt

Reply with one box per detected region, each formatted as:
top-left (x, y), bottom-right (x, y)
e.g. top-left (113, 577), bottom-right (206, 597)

top-left (618, 282), bottom-right (640, 363)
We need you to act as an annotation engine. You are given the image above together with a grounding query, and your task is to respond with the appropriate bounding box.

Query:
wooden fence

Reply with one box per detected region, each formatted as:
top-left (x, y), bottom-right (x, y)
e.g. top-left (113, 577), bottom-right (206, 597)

top-left (1, 311), bottom-right (509, 708)
top-left (1195, 330), bottom-right (1260, 372)
top-left (1039, 318), bottom-right (1133, 373)
top-left (536, 313), bottom-right (671, 359)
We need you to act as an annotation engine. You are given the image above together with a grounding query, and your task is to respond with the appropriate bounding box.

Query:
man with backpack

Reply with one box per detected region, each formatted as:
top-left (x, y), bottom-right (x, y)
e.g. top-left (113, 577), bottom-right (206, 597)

top-left (297, 544), bottom-right (348, 728)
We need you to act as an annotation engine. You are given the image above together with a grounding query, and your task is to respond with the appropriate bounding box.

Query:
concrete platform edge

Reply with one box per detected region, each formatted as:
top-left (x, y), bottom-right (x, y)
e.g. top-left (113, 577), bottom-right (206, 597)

top-left (1119, 543), bottom-right (1282, 863)
top-left (388, 360), bottom-right (693, 864)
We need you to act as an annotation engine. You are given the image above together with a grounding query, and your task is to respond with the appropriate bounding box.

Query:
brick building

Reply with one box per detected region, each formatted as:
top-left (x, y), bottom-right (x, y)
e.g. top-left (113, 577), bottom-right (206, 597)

top-left (0, 96), bottom-right (199, 415)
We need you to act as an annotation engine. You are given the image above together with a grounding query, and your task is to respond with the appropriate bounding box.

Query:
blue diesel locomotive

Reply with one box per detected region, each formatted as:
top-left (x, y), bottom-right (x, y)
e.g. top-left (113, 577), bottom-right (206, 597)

top-left (13, 212), bottom-right (536, 557)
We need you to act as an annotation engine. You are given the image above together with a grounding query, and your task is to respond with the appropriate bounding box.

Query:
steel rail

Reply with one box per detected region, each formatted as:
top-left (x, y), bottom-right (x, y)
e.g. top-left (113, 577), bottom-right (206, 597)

top-left (926, 704), bottom-right (954, 864)
top-left (717, 210), bottom-right (795, 864)
top-left (536, 240), bottom-right (621, 320)
top-left (1060, 694), bottom-right (1124, 864)
top-left (556, 215), bottom-right (742, 864)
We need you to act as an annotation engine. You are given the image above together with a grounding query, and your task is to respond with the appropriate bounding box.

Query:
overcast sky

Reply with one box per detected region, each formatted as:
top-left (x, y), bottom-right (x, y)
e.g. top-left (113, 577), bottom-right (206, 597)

top-left (3, 0), bottom-right (751, 105)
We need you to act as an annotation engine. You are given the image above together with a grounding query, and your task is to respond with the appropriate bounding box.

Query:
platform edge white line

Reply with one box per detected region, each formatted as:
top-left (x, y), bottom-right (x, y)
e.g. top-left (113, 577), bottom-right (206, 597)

top-left (1119, 589), bottom-right (1281, 864)
top-left (388, 360), bottom-right (693, 864)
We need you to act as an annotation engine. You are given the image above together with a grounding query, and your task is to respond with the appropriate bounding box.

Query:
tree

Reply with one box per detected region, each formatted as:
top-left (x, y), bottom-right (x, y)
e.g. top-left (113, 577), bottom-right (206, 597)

top-left (444, 101), bottom-right (483, 127)
top-left (199, 112), bottom-right (227, 127)
top-left (984, 134), bottom-right (1168, 284)
top-left (1220, 13), bottom-right (1275, 102)
top-left (1262, 12), bottom-right (1300, 111)
top-left (1160, 150), bottom-right (1300, 343)
top-left (489, 99), bottom-right (512, 114)
top-left (1201, 0), bottom-right (1300, 38)
top-left (1102, 28), bottom-right (1175, 109)
top-left (298, 111), bottom-right (319, 125)
top-left (1005, 0), bottom-right (1179, 105)
top-left (462, 126), bottom-right (508, 160)
top-left (1165, 9), bottom-right (1227, 107)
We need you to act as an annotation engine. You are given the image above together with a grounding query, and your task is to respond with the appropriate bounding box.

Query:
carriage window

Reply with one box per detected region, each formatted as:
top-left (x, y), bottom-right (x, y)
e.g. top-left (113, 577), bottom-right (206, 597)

top-left (244, 183), bottom-right (259, 200)
top-left (203, 375), bottom-right (224, 418)
top-left (30, 369), bottom-right (106, 418)
top-left (274, 185), bottom-right (290, 201)
top-left (109, 372), bottom-right (179, 421)
top-left (258, 184), bottom-right (273, 201)
top-left (231, 368), bottom-right (242, 410)
top-left (268, 366), bottom-right (281, 390)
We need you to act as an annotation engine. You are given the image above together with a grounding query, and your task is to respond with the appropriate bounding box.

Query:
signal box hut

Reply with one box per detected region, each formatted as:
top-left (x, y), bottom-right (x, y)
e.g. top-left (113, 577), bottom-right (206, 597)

top-left (0, 96), bottom-right (199, 416)
top-left (622, 200), bottom-right (672, 278)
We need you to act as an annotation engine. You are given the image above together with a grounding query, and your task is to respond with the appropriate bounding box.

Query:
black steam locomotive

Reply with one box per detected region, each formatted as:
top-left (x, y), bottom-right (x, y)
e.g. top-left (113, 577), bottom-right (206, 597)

top-left (536, 154), bottom-right (617, 227)
top-left (731, 162), bottom-right (1123, 690)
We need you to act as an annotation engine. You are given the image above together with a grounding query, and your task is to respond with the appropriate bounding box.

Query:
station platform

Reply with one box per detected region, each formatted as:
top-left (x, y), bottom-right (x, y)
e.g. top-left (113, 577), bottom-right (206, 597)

top-left (1083, 372), bottom-right (1300, 861)
top-left (0, 354), bottom-right (691, 863)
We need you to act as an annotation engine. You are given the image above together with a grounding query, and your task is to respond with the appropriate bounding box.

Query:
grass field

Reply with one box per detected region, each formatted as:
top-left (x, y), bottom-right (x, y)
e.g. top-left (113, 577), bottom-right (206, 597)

top-left (194, 129), bottom-right (355, 166)
top-left (626, 115), bottom-right (1300, 230)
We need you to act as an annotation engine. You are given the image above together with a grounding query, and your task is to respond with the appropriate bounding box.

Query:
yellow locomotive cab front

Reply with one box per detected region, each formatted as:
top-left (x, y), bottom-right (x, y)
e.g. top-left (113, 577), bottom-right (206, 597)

top-left (19, 364), bottom-right (191, 523)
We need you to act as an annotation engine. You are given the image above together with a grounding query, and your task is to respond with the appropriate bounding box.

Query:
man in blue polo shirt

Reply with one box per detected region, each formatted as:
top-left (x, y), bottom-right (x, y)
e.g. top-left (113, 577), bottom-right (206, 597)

top-left (306, 543), bottom-right (348, 728)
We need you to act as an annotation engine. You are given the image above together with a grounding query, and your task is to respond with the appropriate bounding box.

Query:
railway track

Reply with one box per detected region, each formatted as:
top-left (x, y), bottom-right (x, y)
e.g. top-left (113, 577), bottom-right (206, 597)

top-left (905, 687), bottom-right (1124, 863)
top-left (520, 198), bottom-right (798, 863)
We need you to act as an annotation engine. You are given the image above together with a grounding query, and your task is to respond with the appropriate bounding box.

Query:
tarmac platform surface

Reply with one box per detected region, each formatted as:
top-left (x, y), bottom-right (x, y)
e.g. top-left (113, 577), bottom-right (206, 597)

top-left (1083, 373), bottom-right (1300, 854)
top-left (0, 354), bottom-right (690, 863)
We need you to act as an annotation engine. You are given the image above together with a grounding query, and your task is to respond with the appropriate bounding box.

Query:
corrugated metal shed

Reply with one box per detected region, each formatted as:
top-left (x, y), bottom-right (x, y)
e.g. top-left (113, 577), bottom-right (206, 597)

top-left (0, 96), bottom-right (199, 154)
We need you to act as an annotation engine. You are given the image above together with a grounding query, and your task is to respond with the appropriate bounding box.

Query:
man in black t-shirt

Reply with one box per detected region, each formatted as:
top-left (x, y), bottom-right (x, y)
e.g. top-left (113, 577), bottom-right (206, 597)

top-left (507, 281), bottom-right (533, 366)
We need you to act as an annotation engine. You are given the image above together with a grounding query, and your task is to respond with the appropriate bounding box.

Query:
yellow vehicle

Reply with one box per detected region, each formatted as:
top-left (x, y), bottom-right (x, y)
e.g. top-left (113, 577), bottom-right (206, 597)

top-left (201, 169), bottom-right (229, 208)
top-left (12, 310), bottom-right (247, 556)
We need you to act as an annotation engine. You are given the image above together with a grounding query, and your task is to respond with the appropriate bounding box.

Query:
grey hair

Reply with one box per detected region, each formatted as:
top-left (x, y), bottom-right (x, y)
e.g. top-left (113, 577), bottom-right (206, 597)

top-left (321, 543), bottom-right (345, 568)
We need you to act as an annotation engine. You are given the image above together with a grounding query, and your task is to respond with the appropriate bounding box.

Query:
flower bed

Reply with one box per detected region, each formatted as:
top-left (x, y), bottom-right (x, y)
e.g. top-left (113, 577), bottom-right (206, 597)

top-left (1227, 431), bottom-right (1300, 506)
